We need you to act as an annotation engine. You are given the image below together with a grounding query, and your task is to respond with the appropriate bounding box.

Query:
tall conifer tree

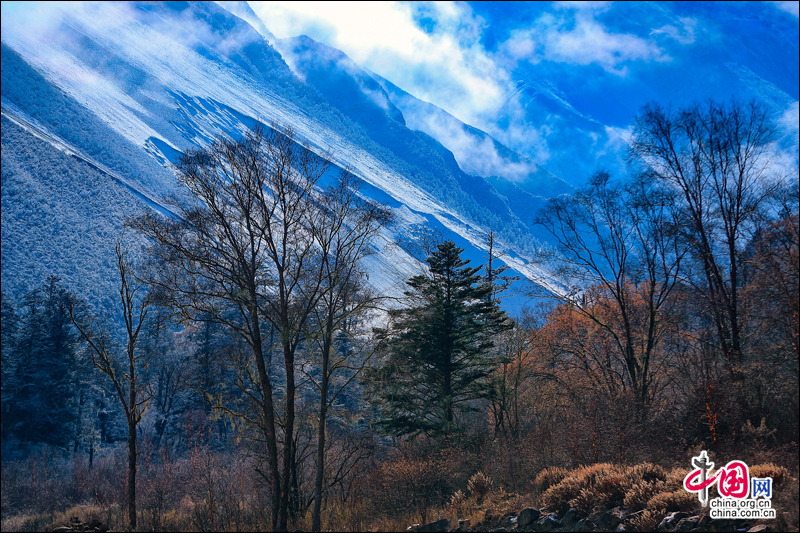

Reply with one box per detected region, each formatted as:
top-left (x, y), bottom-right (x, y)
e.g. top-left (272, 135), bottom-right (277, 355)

top-left (369, 241), bottom-right (512, 436)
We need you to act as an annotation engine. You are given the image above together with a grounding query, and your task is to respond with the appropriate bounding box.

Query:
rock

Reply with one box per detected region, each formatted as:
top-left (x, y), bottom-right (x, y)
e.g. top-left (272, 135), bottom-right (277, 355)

top-left (707, 518), bottom-right (739, 532)
top-left (747, 526), bottom-right (772, 532)
top-left (406, 524), bottom-right (420, 532)
top-left (575, 518), bottom-right (596, 532)
top-left (518, 508), bottom-right (542, 527)
top-left (598, 510), bottom-right (622, 530)
top-left (535, 513), bottom-right (561, 532)
top-left (658, 511), bottom-right (690, 531)
top-left (454, 518), bottom-right (471, 532)
top-left (675, 516), bottom-right (700, 532)
top-left (561, 508), bottom-right (585, 529)
top-left (416, 519), bottom-right (449, 532)
top-left (615, 525), bottom-right (627, 532)
top-left (698, 515), bottom-right (712, 528)
top-left (52, 528), bottom-right (74, 532)
top-left (501, 515), bottom-right (518, 528)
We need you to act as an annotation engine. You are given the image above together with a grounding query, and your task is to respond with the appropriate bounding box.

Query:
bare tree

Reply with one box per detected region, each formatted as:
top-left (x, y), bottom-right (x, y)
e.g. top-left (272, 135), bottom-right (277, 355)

top-left (534, 170), bottom-right (684, 418)
top-left (629, 99), bottom-right (785, 414)
top-left (131, 123), bottom-right (336, 530)
top-left (69, 242), bottom-right (152, 531)
top-left (305, 171), bottom-right (391, 531)
top-left (483, 230), bottom-right (519, 303)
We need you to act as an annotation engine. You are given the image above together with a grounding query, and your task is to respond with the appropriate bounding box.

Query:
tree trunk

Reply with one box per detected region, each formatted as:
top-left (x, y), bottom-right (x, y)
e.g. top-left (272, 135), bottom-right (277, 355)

top-left (279, 341), bottom-right (296, 531)
top-left (312, 325), bottom-right (332, 532)
top-left (128, 418), bottom-right (137, 531)
top-left (249, 308), bottom-right (281, 530)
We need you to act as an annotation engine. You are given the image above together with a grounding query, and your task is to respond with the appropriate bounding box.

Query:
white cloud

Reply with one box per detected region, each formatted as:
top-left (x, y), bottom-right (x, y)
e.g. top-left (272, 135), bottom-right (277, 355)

top-left (651, 17), bottom-right (697, 45)
top-left (779, 101), bottom-right (799, 131)
top-left (772, 1), bottom-right (799, 18)
top-left (502, 6), bottom-right (669, 75)
top-left (249, 1), bottom-right (508, 127)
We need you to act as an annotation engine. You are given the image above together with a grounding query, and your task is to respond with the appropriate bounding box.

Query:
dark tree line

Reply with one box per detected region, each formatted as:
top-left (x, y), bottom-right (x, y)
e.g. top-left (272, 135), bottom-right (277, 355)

top-left (1, 278), bottom-right (83, 449)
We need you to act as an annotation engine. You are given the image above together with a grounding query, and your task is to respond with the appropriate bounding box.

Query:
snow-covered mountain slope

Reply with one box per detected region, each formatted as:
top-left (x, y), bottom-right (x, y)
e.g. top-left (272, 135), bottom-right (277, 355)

top-left (370, 71), bottom-right (572, 201)
top-left (1, 1), bottom-right (561, 314)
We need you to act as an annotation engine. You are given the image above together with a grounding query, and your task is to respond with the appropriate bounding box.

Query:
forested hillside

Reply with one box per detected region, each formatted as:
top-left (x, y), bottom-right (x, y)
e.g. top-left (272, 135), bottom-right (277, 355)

top-left (1, 2), bottom-right (798, 532)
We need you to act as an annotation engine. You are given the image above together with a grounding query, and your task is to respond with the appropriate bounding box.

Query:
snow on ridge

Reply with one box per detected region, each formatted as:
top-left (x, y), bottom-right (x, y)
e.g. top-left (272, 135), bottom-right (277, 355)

top-left (1, 101), bottom-right (177, 219)
top-left (1, 1), bottom-right (562, 294)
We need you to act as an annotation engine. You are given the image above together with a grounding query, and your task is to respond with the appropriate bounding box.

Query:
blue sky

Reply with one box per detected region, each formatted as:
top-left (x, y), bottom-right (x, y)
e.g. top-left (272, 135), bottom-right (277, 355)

top-left (248, 1), bottom-right (799, 131)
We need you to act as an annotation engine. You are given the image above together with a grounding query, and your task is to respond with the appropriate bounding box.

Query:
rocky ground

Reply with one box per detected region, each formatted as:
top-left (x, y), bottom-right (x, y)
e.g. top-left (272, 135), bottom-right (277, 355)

top-left (408, 506), bottom-right (777, 532)
top-left (50, 517), bottom-right (109, 532)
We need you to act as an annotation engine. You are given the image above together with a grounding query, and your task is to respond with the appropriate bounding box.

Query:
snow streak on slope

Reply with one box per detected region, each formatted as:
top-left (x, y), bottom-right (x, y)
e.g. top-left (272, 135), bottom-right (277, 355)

top-left (1, 100), bottom-right (176, 219)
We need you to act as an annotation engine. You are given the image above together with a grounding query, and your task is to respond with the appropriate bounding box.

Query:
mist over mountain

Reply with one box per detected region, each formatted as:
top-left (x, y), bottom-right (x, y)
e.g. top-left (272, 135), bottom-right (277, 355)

top-left (1, 1), bottom-right (797, 314)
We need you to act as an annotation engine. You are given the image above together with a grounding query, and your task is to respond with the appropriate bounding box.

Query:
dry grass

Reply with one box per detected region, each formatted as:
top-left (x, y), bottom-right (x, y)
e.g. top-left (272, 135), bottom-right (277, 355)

top-left (467, 472), bottom-right (494, 502)
top-left (540, 463), bottom-right (627, 513)
top-left (1, 449), bottom-right (794, 533)
top-left (750, 463), bottom-right (791, 486)
top-left (627, 463), bottom-right (667, 484)
top-left (537, 461), bottom-right (695, 516)
top-left (623, 480), bottom-right (667, 511)
top-left (646, 489), bottom-right (697, 513)
top-left (532, 466), bottom-right (569, 494)
top-left (629, 508), bottom-right (666, 532)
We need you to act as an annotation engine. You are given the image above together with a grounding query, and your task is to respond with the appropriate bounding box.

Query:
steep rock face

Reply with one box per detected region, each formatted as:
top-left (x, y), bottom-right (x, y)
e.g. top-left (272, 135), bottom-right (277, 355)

top-left (1, 1), bottom-right (560, 312)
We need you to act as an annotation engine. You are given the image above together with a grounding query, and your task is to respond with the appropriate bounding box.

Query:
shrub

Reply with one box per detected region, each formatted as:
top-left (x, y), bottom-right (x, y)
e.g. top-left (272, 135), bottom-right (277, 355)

top-left (540, 463), bottom-right (628, 513)
top-left (532, 466), bottom-right (569, 494)
top-left (665, 467), bottom-right (689, 488)
top-left (448, 489), bottom-right (467, 516)
top-left (629, 508), bottom-right (665, 532)
top-left (623, 480), bottom-right (666, 511)
top-left (627, 463), bottom-right (667, 484)
top-left (646, 489), bottom-right (696, 513)
top-left (749, 463), bottom-right (790, 486)
top-left (467, 472), bottom-right (493, 502)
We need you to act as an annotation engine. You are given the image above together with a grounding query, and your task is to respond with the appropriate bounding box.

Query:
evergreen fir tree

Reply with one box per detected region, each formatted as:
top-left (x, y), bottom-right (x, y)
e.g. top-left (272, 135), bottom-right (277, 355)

top-left (4, 277), bottom-right (83, 447)
top-left (369, 241), bottom-right (512, 436)
top-left (1, 292), bottom-right (20, 443)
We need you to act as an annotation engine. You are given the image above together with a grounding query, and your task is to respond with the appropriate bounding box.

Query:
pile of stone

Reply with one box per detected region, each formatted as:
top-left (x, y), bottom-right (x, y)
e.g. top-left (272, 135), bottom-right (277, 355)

top-left (408, 506), bottom-right (774, 532)
top-left (50, 516), bottom-right (110, 532)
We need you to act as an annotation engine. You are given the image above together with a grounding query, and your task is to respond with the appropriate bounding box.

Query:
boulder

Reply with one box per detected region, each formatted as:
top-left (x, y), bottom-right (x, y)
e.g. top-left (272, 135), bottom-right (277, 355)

top-left (501, 515), bottom-right (518, 528)
top-left (657, 511), bottom-right (690, 531)
top-left (416, 519), bottom-right (449, 532)
top-left (597, 510), bottom-right (622, 530)
top-left (575, 518), bottom-right (596, 532)
top-left (707, 518), bottom-right (740, 532)
top-left (517, 508), bottom-right (542, 527)
top-left (623, 510), bottom-right (645, 523)
top-left (535, 513), bottom-right (561, 532)
top-left (561, 508), bottom-right (585, 529)
top-left (674, 516), bottom-right (699, 532)
top-left (747, 526), bottom-right (772, 533)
